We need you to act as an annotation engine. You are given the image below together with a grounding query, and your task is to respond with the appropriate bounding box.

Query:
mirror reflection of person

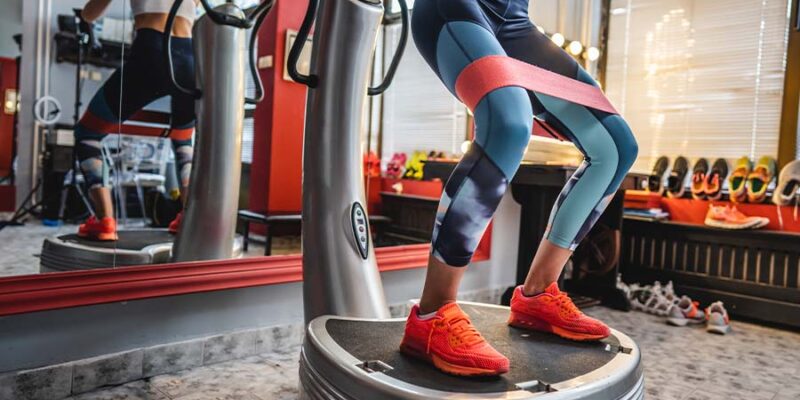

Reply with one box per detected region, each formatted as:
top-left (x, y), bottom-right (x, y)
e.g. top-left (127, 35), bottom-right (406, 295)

top-left (74, 0), bottom-right (198, 240)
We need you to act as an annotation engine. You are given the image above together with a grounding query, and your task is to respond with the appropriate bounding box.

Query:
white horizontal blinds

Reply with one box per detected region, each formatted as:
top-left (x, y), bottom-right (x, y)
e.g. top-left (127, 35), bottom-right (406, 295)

top-left (605, 0), bottom-right (791, 173)
top-left (381, 23), bottom-right (467, 160)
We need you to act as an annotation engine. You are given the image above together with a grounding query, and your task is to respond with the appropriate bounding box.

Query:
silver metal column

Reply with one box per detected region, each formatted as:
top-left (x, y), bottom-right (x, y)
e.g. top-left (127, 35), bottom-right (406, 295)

top-left (302, 0), bottom-right (390, 323)
top-left (172, 4), bottom-right (246, 262)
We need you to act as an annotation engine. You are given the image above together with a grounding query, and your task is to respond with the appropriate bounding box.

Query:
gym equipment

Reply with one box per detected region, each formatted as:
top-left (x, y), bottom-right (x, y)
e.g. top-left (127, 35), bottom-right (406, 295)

top-left (39, 0), bottom-right (274, 271)
top-left (294, 1), bottom-right (643, 398)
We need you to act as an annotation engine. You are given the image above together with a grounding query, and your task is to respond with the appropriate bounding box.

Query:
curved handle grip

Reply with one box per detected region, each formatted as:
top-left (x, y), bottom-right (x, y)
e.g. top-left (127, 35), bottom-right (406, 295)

top-left (244, 0), bottom-right (276, 104)
top-left (164, 0), bottom-right (201, 98)
top-left (287, 0), bottom-right (319, 88)
top-left (368, 0), bottom-right (409, 96)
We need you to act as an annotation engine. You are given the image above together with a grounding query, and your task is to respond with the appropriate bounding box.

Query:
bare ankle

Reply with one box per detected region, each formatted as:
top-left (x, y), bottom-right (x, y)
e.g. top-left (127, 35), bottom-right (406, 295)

top-left (521, 282), bottom-right (549, 297)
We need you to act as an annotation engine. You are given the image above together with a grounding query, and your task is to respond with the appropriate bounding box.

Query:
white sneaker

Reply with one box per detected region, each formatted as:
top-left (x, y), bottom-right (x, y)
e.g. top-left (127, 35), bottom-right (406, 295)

top-left (705, 301), bottom-right (732, 335)
top-left (667, 296), bottom-right (706, 326)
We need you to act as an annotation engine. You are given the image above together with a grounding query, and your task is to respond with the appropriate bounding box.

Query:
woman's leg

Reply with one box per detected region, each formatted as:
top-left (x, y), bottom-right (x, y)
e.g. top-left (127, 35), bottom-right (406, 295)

top-left (500, 27), bottom-right (639, 296)
top-left (416, 20), bottom-right (533, 314)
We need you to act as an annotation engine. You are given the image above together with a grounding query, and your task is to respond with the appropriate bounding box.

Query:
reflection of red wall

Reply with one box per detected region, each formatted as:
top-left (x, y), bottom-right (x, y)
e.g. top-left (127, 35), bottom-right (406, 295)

top-left (250, 0), bottom-right (309, 214)
top-left (0, 57), bottom-right (17, 180)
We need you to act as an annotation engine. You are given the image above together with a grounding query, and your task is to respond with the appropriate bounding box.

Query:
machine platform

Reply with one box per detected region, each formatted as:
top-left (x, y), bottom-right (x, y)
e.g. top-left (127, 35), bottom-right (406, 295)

top-left (300, 302), bottom-right (644, 399)
top-left (40, 230), bottom-right (243, 273)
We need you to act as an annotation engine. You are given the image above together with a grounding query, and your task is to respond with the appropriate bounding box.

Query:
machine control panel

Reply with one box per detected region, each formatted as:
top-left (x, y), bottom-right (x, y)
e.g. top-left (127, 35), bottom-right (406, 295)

top-left (351, 202), bottom-right (370, 259)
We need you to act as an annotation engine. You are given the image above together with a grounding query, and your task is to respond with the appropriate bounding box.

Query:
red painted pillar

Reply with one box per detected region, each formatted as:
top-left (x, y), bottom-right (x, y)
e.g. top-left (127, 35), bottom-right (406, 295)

top-left (250, 0), bottom-right (310, 215)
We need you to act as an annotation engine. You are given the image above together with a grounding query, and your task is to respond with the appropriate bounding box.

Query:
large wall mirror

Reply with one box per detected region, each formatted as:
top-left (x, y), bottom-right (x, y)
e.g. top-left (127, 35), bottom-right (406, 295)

top-left (0, 0), bottom-right (610, 314)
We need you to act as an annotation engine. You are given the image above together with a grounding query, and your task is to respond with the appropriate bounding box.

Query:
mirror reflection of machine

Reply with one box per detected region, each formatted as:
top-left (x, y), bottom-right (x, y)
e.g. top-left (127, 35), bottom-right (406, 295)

top-left (39, 0), bottom-right (275, 273)
top-left (293, 1), bottom-right (644, 398)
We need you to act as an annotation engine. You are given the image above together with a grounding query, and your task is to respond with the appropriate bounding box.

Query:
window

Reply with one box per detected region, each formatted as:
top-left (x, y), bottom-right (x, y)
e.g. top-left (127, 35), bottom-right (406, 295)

top-left (605, 0), bottom-right (792, 173)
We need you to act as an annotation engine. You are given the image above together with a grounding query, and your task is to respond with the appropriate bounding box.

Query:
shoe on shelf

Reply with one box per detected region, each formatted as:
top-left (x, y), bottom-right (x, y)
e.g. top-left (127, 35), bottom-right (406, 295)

top-left (704, 204), bottom-right (768, 230)
top-left (508, 283), bottom-right (610, 341)
top-left (772, 160), bottom-right (800, 206)
top-left (691, 158), bottom-right (709, 200)
top-left (666, 156), bottom-right (689, 198)
top-left (77, 216), bottom-right (119, 241)
top-left (666, 296), bottom-right (705, 326)
top-left (648, 156), bottom-right (670, 194)
top-left (705, 158), bottom-right (729, 200)
top-left (168, 212), bottom-right (183, 234)
top-left (747, 156), bottom-right (777, 203)
top-left (400, 303), bottom-right (509, 376)
top-left (705, 301), bottom-right (732, 335)
top-left (728, 157), bottom-right (753, 203)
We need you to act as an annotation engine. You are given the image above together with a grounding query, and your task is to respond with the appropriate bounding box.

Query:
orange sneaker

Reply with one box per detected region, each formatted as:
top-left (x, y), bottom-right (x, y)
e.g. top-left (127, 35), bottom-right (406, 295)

top-left (704, 204), bottom-right (768, 230)
top-left (400, 303), bottom-right (509, 376)
top-left (168, 212), bottom-right (183, 234)
top-left (77, 216), bottom-right (119, 241)
top-left (509, 283), bottom-right (610, 341)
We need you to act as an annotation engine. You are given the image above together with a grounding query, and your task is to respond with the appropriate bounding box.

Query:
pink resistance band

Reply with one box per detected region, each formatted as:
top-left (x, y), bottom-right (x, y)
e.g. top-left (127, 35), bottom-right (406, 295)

top-left (454, 55), bottom-right (619, 117)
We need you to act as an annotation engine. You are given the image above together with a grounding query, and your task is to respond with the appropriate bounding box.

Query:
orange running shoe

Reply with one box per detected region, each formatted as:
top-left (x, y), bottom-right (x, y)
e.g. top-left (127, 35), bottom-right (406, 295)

top-left (77, 216), bottom-right (119, 241)
top-left (400, 303), bottom-right (509, 376)
top-left (168, 212), bottom-right (183, 234)
top-left (509, 283), bottom-right (610, 341)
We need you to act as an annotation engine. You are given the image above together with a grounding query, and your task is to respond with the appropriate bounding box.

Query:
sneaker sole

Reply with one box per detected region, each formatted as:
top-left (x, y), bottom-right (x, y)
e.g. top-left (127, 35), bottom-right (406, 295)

top-left (399, 343), bottom-right (507, 377)
top-left (707, 324), bottom-right (731, 335)
top-left (704, 217), bottom-right (761, 230)
top-left (667, 317), bottom-right (704, 327)
top-left (508, 312), bottom-right (609, 341)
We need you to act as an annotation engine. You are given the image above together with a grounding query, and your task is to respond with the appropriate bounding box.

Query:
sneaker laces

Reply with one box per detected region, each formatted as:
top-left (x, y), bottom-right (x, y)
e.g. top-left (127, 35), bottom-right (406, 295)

top-left (426, 314), bottom-right (484, 354)
top-left (553, 292), bottom-right (580, 318)
top-left (449, 315), bottom-right (484, 347)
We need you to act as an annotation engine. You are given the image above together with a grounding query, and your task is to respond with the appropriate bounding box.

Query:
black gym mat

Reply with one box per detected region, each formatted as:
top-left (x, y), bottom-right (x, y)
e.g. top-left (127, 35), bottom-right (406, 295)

top-left (58, 230), bottom-right (175, 250)
top-left (325, 303), bottom-right (622, 393)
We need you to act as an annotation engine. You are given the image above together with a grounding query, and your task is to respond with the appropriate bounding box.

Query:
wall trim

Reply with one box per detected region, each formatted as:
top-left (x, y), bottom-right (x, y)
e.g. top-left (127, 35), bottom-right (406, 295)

top-left (0, 244), bottom-right (489, 316)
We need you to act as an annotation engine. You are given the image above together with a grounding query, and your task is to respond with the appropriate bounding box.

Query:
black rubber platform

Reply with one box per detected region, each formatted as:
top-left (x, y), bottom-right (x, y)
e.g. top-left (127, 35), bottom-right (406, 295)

top-left (57, 230), bottom-right (175, 250)
top-left (325, 303), bottom-right (623, 394)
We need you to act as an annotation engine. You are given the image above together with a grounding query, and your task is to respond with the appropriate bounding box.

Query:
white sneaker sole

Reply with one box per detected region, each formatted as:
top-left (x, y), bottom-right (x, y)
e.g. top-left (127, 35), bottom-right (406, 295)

top-left (704, 217), bottom-right (762, 230)
top-left (707, 324), bottom-right (731, 335)
top-left (667, 317), bottom-right (705, 327)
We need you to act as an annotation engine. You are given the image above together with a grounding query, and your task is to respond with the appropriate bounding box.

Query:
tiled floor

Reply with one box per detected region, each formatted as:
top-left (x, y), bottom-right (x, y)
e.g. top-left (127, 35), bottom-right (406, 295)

top-left (65, 307), bottom-right (800, 400)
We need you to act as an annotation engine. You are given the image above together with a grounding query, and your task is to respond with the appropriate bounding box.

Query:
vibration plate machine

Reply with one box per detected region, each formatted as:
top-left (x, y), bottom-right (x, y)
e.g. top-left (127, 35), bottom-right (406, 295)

top-left (40, 0), bottom-right (274, 272)
top-left (293, 0), bottom-right (644, 399)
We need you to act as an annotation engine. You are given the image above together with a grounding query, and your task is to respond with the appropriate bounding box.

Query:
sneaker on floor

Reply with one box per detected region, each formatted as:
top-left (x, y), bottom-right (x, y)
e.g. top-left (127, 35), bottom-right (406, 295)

top-left (168, 212), bottom-right (183, 234)
top-left (704, 204), bottom-right (768, 230)
top-left (78, 216), bottom-right (119, 241)
top-left (728, 157), bottom-right (753, 203)
top-left (666, 296), bottom-right (705, 326)
top-left (400, 303), bottom-right (509, 376)
top-left (508, 283), bottom-right (610, 341)
top-left (691, 158), bottom-right (709, 200)
top-left (705, 301), bottom-right (732, 335)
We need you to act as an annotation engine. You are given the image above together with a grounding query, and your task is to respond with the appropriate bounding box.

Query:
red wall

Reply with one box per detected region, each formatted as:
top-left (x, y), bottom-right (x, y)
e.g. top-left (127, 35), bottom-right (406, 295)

top-left (250, 0), bottom-right (309, 214)
top-left (0, 57), bottom-right (17, 181)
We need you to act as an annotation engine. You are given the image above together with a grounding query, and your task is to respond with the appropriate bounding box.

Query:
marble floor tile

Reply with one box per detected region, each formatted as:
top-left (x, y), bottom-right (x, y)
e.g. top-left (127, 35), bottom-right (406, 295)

top-left (65, 380), bottom-right (169, 400)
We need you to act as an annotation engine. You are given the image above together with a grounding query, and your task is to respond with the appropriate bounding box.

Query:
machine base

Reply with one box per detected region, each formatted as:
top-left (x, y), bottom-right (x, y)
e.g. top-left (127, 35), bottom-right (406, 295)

top-left (299, 302), bottom-right (644, 399)
top-left (40, 230), bottom-right (244, 273)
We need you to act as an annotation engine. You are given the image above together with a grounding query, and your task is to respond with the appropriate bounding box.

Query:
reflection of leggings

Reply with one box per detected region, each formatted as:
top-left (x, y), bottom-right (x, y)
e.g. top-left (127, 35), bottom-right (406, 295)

top-left (74, 28), bottom-right (195, 189)
top-left (412, 0), bottom-right (638, 266)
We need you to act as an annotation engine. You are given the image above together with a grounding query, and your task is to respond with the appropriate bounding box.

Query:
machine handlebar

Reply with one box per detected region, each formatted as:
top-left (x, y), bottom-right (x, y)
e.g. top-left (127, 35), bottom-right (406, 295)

top-left (368, 0), bottom-right (409, 96)
top-left (163, 0), bottom-right (274, 103)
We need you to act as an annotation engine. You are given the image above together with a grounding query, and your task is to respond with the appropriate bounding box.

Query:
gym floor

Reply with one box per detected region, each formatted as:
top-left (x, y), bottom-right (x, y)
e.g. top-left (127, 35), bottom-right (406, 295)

top-left (58, 305), bottom-right (800, 400)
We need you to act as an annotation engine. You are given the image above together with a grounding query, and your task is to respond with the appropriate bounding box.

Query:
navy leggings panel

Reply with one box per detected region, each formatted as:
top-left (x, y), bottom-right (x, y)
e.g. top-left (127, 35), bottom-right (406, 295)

top-left (412, 0), bottom-right (638, 266)
top-left (74, 28), bottom-right (195, 188)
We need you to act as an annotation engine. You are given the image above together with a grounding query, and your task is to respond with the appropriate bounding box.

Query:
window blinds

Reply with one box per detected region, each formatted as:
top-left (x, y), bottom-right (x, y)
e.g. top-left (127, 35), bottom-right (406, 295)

top-left (604, 0), bottom-right (791, 173)
top-left (380, 22), bottom-right (468, 160)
